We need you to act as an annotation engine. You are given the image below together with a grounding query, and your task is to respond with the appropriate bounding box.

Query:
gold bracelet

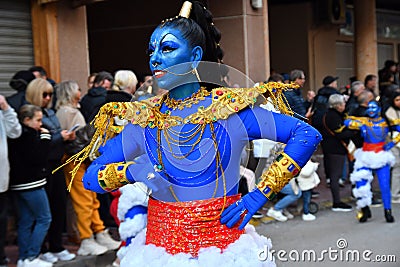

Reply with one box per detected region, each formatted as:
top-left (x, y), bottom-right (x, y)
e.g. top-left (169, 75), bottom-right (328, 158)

top-left (256, 152), bottom-right (301, 200)
top-left (98, 161), bottom-right (134, 192)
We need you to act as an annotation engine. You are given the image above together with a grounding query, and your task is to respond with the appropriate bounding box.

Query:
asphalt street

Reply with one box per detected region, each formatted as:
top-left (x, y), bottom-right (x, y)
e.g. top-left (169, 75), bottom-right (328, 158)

top-left (255, 203), bottom-right (400, 267)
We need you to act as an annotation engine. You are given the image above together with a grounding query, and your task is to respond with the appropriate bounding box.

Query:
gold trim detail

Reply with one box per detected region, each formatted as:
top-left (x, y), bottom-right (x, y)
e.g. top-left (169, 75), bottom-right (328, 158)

top-left (119, 82), bottom-right (295, 130)
top-left (388, 118), bottom-right (400, 126)
top-left (98, 162), bottom-right (134, 192)
top-left (165, 87), bottom-right (210, 110)
top-left (346, 116), bottom-right (388, 129)
top-left (256, 152), bottom-right (301, 200)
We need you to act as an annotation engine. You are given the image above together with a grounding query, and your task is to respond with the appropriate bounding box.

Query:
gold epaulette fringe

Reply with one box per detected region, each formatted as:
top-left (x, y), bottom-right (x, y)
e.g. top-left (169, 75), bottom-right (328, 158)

top-left (258, 81), bottom-right (297, 116)
top-left (53, 102), bottom-right (131, 191)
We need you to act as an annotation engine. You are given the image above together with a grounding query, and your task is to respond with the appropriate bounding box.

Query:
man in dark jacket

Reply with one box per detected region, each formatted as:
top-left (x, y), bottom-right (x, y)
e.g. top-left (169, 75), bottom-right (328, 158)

top-left (283, 69), bottom-right (312, 121)
top-left (311, 75), bottom-right (341, 132)
top-left (80, 71), bottom-right (113, 123)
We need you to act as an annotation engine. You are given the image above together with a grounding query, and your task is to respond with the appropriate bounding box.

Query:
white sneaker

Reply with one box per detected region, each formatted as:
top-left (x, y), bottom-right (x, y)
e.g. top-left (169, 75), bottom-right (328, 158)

top-left (53, 250), bottom-right (75, 261)
top-left (40, 252), bottom-right (57, 263)
top-left (392, 198), bottom-right (400, 204)
top-left (96, 229), bottom-right (121, 250)
top-left (302, 213), bottom-right (316, 221)
top-left (282, 209), bottom-right (294, 219)
top-left (266, 208), bottom-right (288, 222)
top-left (23, 257), bottom-right (53, 267)
top-left (252, 212), bottom-right (264, 219)
top-left (77, 237), bottom-right (108, 256)
top-left (17, 259), bottom-right (25, 267)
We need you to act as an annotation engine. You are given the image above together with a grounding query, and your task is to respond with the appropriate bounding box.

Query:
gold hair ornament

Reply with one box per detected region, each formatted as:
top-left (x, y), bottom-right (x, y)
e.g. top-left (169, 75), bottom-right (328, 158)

top-left (179, 1), bottom-right (192, 18)
top-left (161, 1), bottom-right (192, 25)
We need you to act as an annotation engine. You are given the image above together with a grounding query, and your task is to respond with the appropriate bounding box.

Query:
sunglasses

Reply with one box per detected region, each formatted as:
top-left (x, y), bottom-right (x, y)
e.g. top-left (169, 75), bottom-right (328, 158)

top-left (42, 92), bottom-right (53, 98)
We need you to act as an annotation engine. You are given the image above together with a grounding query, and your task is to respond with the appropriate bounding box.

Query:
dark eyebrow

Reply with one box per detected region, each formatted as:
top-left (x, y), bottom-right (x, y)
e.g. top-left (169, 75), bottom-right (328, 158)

top-left (160, 33), bottom-right (174, 43)
top-left (160, 40), bottom-right (179, 49)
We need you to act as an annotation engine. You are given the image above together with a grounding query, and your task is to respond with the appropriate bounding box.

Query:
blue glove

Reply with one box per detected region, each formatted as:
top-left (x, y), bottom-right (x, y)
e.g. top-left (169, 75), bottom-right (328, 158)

top-left (220, 189), bottom-right (268, 230)
top-left (383, 141), bottom-right (395, 151)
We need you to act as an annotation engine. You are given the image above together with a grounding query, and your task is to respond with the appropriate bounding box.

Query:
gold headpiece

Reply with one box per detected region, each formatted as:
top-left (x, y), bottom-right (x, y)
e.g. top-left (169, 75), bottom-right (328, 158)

top-left (161, 1), bottom-right (192, 25)
top-left (179, 1), bottom-right (192, 18)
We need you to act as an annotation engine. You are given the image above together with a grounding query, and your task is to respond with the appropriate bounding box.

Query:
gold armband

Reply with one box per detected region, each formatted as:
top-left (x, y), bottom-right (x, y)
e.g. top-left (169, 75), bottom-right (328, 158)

top-left (256, 153), bottom-right (301, 200)
top-left (388, 118), bottom-right (400, 126)
top-left (347, 120), bottom-right (362, 130)
top-left (98, 162), bottom-right (134, 192)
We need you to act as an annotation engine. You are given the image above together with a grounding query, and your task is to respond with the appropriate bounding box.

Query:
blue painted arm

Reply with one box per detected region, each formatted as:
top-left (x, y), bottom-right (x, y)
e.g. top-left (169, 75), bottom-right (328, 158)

top-left (83, 124), bottom-right (159, 193)
top-left (221, 108), bottom-right (321, 229)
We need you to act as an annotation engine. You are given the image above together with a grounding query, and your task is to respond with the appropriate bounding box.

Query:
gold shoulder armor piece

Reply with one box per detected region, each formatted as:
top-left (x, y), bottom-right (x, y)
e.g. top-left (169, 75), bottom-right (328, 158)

top-left (389, 118), bottom-right (400, 126)
top-left (184, 82), bottom-right (295, 124)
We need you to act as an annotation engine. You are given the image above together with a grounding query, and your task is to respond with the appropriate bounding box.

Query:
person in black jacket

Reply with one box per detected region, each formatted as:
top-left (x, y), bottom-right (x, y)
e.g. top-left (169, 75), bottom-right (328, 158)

top-left (321, 94), bottom-right (356, 212)
top-left (345, 81), bottom-right (366, 115)
top-left (8, 104), bottom-right (53, 267)
top-left (80, 71), bottom-right (114, 123)
top-left (311, 75), bottom-right (341, 132)
top-left (6, 70), bottom-right (36, 111)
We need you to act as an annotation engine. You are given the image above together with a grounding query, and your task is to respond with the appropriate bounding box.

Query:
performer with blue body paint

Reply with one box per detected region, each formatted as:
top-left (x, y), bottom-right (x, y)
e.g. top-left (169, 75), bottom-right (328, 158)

top-left (345, 100), bottom-right (400, 223)
top-left (71, 1), bottom-right (321, 266)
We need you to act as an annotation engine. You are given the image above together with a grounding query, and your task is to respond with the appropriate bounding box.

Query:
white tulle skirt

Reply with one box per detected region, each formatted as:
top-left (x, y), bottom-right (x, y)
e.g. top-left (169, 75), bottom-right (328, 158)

top-left (120, 224), bottom-right (275, 267)
top-left (350, 148), bottom-right (395, 209)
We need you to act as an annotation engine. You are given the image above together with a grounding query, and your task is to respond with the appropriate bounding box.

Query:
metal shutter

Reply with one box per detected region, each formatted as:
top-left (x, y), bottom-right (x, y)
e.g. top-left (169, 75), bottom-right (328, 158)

top-left (0, 0), bottom-right (34, 96)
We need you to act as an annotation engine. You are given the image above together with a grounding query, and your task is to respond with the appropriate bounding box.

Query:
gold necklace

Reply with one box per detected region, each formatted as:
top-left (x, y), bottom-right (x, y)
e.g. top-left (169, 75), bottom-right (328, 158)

top-left (169, 127), bottom-right (227, 220)
top-left (163, 124), bottom-right (207, 159)
top-left (165, 87), bottom-right (211, 110)
top-left (367, 118), bottom-right (387, 141)
top-left (164, 124), bottom-right (203, 143)
top-left (156, 123), bottom-right (227, 221)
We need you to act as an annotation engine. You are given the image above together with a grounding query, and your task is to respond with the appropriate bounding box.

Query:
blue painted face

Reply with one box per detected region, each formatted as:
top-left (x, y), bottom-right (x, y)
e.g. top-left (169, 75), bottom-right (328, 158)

top-left (366, 101), bottom-right (381, 118)
top-left (148, 26), bottom-right (201, 91)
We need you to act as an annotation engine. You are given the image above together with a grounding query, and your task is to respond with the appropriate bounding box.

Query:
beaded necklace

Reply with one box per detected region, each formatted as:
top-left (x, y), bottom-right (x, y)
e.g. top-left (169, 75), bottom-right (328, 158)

top-left (164, 87), bottom-right (211, 110)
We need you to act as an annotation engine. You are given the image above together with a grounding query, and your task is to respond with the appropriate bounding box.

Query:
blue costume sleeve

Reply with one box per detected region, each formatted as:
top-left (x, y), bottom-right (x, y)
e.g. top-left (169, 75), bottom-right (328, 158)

top-left (83, 124), bottom-right (155, 193)
top-left (384, 124), bottom-right (400, 151)
top-left (239, 106), bottom-right (321, 167)
top-left (392, 124), bottom-right (400, 132)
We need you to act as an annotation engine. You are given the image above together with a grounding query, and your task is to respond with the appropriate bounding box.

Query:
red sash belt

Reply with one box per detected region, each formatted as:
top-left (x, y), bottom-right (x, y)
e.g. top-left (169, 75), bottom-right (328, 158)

top-left (362, 142), bottom-right (384, 152)
top-left (146, 194), bottom-right (244, 257)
